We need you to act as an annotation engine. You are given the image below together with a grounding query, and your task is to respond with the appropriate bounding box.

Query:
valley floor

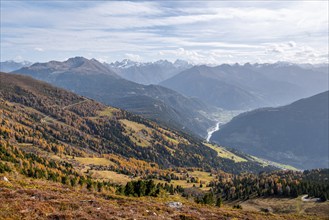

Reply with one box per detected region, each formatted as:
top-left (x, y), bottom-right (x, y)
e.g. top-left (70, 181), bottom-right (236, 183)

top-left (1, 173), bottom-right (328, 220)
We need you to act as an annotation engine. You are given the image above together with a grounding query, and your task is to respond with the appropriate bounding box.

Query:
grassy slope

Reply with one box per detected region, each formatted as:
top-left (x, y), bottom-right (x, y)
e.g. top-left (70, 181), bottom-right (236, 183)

top-left (155, 170), bottom-right (215, 191)
top-left (89, 170), bottom-right (138, 185)
top-left (249, 156), bottom-right (299, 171)
top-left (204, 143), bottom-right (247, 163)
top-left (239, 197), bottom-right (329, 218)
top-left (74, 157), bottom-right (116, 166)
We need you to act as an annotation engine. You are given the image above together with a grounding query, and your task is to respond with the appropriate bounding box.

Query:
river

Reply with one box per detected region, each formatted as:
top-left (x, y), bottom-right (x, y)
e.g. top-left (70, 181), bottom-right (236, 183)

top-left (205, 110), bottom-right (245, 142)
top-left (206, 121), bottom-right (221, 142)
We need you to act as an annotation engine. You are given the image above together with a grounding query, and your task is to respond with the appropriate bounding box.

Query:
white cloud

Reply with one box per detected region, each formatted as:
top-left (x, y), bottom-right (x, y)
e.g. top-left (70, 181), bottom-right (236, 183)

top-left (125, 53), bottom-right (142, 62)
top-left (95, 56), bottom-right (110, 63)
top-left (89, 1), bottom-right (162, 16)
top-left (14, 55), bottom-right (24, 62)
top-left (159, 48), bottom-right (207, 64)
top-left (34, 47), bottom-right (44, 52)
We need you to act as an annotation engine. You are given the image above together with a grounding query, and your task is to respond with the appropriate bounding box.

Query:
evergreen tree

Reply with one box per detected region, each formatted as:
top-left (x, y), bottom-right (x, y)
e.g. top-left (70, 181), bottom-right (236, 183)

top-left (125, 182), bottom-right (135, 196)
top-left (216, 196), bottom-right (223, 207)
top-left (202, 193), bottom-right (215, 205)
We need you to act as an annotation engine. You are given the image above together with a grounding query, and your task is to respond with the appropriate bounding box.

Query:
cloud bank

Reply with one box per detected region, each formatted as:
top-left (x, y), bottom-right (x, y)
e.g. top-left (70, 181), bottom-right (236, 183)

top-left (1, 1), bottom-right (328, 64)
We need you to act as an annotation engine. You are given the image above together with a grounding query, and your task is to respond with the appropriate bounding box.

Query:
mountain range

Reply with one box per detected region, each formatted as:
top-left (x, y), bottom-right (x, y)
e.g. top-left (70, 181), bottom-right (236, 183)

top-left (10, 57), bottom-right (214, 137)
top-left (4, 57), bottom-right (328, 141)
top-left (160, 62), bottom-right (328, 110)
top-left (106, 59), bottom-right (192, 85)
top-left (210, 91), bottom-right (329, 170)
top-left (0, 60), bottom-right (32, 72)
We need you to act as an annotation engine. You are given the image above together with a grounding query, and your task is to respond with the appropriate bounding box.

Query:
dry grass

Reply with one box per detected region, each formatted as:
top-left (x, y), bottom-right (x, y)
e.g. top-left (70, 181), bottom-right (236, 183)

top-left (97, 107), bottom-right (120, 117)
top-left (120, 119), bottom-right (190, 148)
top-left (204, 143), bottom-right (247, 162)
top-left (190, 171), bottom-right (215, 182)
top-left (90, 170), bottom-right (137, 185)
top-left (120, 119), bottom-right (151, 132)
top-left (120, 119), bottom-right (153, 147)
top-left (249, 156), bottom-right (299, 170)
top-left (16, 143), bottom-right (33, 146)
top-left (170, 180), bottom-right (211, 191)
top-left (158, 127), bottom-right (190, 145)
top-left (155, 171), bottom-right (216, 191)
top-left (239, 197), bottom-right (329, 218)
top-left (74, 157), bottom-right (116, 166)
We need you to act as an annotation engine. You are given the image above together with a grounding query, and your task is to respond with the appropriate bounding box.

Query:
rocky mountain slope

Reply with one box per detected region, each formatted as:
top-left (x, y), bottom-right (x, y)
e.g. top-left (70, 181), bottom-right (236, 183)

top-left (106, 59), bottom-right (192, 85)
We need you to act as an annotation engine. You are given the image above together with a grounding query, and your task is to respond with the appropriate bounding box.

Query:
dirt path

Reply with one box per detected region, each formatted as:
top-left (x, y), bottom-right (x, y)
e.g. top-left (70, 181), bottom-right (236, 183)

top-left (62, 98), bottom-right (89, 110)
top-left (301, 195), bottom-right (320, 202)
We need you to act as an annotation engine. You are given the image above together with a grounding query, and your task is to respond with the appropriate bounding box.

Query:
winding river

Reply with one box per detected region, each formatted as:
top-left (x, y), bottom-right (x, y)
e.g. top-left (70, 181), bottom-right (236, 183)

top-left (206, 121), bottom-right (221, 142)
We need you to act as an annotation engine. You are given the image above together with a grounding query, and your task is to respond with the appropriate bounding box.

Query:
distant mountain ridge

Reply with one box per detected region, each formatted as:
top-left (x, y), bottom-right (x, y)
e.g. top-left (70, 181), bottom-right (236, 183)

top-left (0, 60), bottom-right (32, 72)
top-left (161, 65), bottom-right (267, 109)
top-left (251, 62), bottom-right (328, 95)
top-left (106, 59), bottom-right (192, 85)
top-left (160, 62), bottom-right (328, 110)
top-left (11, 57), bottom-right (214, 137)
top-left (210, 91), bottom-right (329, 169)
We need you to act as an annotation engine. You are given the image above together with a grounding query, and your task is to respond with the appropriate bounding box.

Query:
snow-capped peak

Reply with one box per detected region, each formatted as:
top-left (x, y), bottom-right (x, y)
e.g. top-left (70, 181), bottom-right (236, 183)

top-left (173, 59), bottom-right (190, 68)
top-left (109, 59), bottom-right (141, 68)
top-left (107, 59), bottom-right (191, 69)
top-left (273, 61), bottom-right (295, 68)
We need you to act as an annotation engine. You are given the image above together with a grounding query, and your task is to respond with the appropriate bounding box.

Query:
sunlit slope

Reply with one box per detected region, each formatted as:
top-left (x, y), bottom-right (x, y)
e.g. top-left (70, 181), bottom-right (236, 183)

top-left (0, 72), bottom-right (275, 173)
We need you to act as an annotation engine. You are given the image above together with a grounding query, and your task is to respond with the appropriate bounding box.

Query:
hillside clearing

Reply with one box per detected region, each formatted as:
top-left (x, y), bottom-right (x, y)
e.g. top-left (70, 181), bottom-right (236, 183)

top-left (204, 143), bottom-right (247, 162)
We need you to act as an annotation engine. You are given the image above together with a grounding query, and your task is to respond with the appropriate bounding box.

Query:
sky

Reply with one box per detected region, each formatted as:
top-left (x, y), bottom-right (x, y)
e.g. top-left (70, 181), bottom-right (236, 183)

top-left (1, 1), bottom-right (328, 64)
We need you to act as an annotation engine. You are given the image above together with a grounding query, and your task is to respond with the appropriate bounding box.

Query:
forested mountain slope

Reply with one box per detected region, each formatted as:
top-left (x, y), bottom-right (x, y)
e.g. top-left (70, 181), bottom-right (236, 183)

top-left (211, 91), bottom-right (329, 169)
top-left (0, 72), bottom-right (272, 173)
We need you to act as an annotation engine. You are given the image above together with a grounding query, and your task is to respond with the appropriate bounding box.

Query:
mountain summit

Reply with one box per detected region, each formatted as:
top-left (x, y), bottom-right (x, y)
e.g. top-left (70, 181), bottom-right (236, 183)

top-left (26, 56), bottom-right (120, 77)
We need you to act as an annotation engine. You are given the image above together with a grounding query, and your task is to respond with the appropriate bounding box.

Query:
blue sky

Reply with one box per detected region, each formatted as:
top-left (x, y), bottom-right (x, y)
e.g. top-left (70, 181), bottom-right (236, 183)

top-left (1, 1), bottom-right (328, 64)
